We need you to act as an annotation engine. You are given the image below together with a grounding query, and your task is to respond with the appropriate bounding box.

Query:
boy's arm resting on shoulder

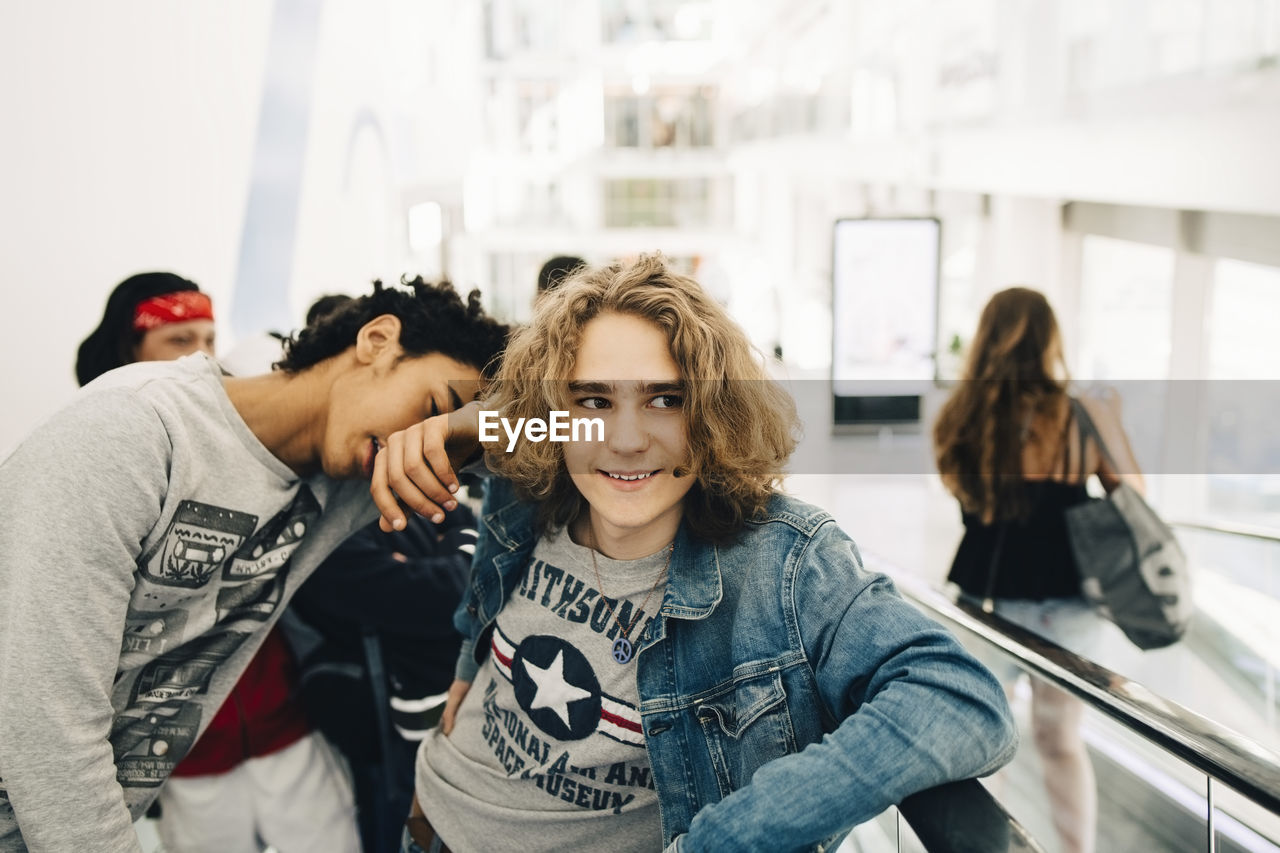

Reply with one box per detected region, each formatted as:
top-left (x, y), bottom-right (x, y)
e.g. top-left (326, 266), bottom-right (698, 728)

top-left (0, 392), bottom-right (169, 852)
top-left (371, 400), bottom-right (488, 533)
top-left (681, 525), bottom-right (1017, 852)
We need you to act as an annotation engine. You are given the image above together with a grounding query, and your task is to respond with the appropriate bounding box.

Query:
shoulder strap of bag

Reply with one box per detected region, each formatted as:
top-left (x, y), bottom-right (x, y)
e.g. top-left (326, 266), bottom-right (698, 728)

top-left (1069, 396), bottom-right (1121, 476)
top-left (980, 521), bottom-right (1007, 614)
top-left (1070, 397), bottom-right (1089, 482)
top-left (1057, 401), bottom-right (1077, 481)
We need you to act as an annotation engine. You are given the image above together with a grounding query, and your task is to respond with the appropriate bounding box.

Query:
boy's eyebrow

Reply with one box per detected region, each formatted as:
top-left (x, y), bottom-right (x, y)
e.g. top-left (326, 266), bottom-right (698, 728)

top-left (642, 381), bottom-right (684, 394)
top-left (568, 381), bottom-right (614, 394)
top-left (567, 380), bottom-right (685, 395)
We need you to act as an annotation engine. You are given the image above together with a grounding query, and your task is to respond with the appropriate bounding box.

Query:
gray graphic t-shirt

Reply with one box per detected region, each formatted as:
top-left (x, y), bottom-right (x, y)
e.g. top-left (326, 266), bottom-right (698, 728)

top-left (416, 528), bottom-right (668, 852)
top-left (0, 354), bottom-right (373, 852)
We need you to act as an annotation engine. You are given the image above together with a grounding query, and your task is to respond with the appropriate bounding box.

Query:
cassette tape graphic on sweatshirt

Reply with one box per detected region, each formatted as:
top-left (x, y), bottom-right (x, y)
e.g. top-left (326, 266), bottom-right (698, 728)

top-left (217, 485), bottom-right (321, 622)
top-left (112, 702), bottom-right (203, 788)
top-left (141, 501), bottom-right (257, 589)
top-left (119, 608), bottom-right (190, 666)
top-left (112, 632), bottom-right (249, 786)
top-left (127, 630), bottom-right (247, 705)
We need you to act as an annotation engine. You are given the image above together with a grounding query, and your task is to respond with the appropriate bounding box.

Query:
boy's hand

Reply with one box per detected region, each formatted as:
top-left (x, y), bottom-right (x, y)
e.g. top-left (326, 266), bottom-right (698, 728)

top-left (371, 400), bottom-right (483, 531)
top-left (440, 679), bottom-right (473, 735)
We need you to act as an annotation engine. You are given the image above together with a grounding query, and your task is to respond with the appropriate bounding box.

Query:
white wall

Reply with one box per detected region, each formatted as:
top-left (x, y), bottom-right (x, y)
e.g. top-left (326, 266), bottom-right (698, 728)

top-left (0, 0), bottom-right (475, 455)
top-left (0, 2), bottom-right (271, 452)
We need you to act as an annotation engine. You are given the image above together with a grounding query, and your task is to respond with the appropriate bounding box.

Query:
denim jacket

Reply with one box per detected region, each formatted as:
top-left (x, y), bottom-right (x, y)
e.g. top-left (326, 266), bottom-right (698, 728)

top-left (453, 482), bottom-right (1017, 853)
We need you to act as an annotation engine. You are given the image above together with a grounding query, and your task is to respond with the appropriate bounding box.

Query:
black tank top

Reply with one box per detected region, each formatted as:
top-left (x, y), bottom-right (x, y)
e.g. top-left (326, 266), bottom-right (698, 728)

top-left (947, 480), bottom-right (1090, 601)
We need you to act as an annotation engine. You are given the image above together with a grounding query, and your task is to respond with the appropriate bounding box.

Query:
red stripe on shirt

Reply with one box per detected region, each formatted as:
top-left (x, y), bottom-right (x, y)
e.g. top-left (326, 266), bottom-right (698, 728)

top-left (491, 637), bottom-right (513, 668)
top-left (600, 708), bottom-right (642, 733)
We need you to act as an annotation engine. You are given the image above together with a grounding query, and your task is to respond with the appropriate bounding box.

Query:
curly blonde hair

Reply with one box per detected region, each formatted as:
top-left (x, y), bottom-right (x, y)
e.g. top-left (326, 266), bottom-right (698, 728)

top-left (933, 287), bottom-right (1070, 523)
top-left (485, 254), bottom-right (799, 543)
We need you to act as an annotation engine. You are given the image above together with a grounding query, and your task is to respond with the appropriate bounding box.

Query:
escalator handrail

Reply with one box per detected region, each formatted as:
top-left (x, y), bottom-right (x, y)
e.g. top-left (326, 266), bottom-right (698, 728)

top-left (1170, 518), bottom-right (1280, 544)
top-left (876, 554), bottom-right (1280, 817)
top-left (898, 777), bottom-right (1046, 852)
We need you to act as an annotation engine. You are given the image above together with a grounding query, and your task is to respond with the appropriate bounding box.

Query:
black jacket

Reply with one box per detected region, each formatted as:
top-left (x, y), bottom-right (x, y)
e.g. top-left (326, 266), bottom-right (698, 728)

top-left (287, 505), bottom-right (477, 761)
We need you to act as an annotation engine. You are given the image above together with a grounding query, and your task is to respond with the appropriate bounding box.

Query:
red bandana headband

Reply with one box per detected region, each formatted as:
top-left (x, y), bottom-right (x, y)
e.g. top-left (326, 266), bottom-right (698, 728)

top-left (132, 291), bottom-right (214, 331)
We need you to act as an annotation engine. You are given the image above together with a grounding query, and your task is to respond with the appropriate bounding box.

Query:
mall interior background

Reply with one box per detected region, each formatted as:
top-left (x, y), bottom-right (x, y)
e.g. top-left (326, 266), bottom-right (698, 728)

top-left (3, 2), bottom-right (1280, 849)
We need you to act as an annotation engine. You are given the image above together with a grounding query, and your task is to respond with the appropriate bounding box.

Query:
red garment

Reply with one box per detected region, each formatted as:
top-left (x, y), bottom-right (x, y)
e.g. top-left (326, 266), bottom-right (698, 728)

top-left (170, 626), bottom-right (310, 777)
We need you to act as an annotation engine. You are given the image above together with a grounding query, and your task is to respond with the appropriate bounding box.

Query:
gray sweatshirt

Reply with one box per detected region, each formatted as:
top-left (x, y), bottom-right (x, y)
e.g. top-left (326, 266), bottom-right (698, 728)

top-left (0, 354), bottom-right (374, 852)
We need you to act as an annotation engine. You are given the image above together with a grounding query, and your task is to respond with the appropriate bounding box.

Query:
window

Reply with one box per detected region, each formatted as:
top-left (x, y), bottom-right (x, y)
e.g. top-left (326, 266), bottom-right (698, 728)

top-left (935, 216), bottom-right (986, 381)
top-left (1077, 235), bottom-right (1175, 380)
top-left (1076, 235), bottom-right (1176, 486)
top-left (1204, 0), bottom-right (1275, 70)
top-left (603, 178), bottom-right (717, 228)
top-left (603, 88), bottom-right (715, 149)
top-left (1205, 258), bottom-right (1280, 529)
top-left (1207, 259), bottom-right (1280, 380)
top-left (484, 0), bottom-right (568, 59)
top-left (601, 0), bottom-right (712, 43)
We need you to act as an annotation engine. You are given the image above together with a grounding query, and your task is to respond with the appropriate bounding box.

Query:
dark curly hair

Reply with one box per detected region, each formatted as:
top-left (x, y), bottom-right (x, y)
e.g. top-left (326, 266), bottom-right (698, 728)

top-left (76, 272), bottom-right (203, 386)
top-left (275, 276), bottom-right (509, 380)
top-left (304, 293), bottom-right (353, 328)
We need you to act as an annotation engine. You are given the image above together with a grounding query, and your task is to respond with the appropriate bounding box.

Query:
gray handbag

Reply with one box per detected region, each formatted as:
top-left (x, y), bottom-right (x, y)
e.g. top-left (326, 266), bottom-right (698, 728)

top-left (1064, 399), bottom-right (1192, 650)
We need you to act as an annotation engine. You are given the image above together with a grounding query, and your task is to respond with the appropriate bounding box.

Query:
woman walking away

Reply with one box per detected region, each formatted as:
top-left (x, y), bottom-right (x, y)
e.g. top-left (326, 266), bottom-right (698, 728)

top-left (934, 286), bottom-right (1143, 853)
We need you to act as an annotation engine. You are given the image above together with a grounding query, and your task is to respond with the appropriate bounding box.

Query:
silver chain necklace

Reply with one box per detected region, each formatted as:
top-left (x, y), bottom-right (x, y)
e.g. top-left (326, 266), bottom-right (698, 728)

top-left (586, 520), bottom-right (672, 665)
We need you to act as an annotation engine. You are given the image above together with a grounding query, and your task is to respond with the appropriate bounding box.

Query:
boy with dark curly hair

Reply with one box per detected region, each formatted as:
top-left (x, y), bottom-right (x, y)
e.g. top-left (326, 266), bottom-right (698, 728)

top-left (0, 278), bottom-right (507, 852)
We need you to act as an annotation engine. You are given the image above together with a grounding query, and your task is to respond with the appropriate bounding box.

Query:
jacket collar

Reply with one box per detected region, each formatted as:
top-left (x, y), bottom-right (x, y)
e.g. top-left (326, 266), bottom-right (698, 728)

top-left (482, 487), bottom-right (723, 621)
top-left (659, 522), bottom-right (722, 620)
top-left (481, 489), bottom-right (538, 554)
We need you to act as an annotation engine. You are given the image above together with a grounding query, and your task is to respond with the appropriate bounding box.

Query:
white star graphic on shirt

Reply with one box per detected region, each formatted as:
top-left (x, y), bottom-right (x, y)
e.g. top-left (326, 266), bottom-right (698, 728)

top-left (524, 650), bottom-right (592, 728)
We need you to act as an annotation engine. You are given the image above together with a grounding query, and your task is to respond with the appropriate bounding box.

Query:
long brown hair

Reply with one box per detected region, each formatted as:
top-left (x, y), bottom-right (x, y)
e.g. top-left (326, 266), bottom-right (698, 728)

top-left (933, 287), bottom-right (1069, 523)
top-left (484, 253), bottom-right (799, 543)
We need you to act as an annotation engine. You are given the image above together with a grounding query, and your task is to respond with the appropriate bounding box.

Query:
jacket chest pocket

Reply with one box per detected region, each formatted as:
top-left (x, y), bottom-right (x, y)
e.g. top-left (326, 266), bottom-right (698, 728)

top-left (694, 668), bottom-right (798, 798)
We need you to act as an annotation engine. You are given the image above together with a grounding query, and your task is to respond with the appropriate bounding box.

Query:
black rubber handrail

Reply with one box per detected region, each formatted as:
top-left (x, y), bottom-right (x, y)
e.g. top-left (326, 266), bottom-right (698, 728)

top-left (877, 555), bottom-right (1280, 817)
top-left (899, 778), bottom-right (1046, 852)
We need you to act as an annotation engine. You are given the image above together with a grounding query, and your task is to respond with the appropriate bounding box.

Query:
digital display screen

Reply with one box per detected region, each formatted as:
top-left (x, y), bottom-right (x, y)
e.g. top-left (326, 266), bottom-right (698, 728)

top-left (831, 217), bottom-right (940, 423)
